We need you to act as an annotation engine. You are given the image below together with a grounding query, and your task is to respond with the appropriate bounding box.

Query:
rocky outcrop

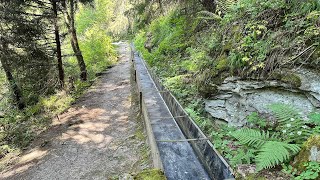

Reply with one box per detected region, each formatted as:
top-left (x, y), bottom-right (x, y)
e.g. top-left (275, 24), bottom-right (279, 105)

top-left (205, 69), bottom-right (320, 126)
top-left (293, 135), bottom-right (320, 170)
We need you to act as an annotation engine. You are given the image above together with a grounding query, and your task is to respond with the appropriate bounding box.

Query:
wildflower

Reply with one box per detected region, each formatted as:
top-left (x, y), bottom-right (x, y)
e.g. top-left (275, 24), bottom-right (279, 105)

top-left (303, 117), bottom-right (309, 121)
top-left (282, 130), bottom-right (287, 134)
top-left (290, 132), bottom-right (294, 136)
top-left (290, 118), bottom-right (295, 121)
top-left (297, 131), bottom-right (302, 135)
top-left (286, 124), bottom-right (292, 128)
top-left (302, 125), bottom-right (308, 129)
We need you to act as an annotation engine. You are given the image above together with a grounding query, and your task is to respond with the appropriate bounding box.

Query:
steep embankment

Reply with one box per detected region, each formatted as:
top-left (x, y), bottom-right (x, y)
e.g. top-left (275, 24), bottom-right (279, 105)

top-left (133, 0), bottom-right (320, 178)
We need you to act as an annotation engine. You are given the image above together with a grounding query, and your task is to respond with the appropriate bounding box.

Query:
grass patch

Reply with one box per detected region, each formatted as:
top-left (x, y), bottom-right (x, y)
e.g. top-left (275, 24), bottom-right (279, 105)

top-left (134, 169), bottom-right (166, 180)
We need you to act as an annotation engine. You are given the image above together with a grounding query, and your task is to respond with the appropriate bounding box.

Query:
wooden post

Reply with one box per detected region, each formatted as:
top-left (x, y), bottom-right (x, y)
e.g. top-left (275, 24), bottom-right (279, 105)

top-left (139, 91), bottom-right (142, 113)
top-left (131, 51), bottom-right (134, 62)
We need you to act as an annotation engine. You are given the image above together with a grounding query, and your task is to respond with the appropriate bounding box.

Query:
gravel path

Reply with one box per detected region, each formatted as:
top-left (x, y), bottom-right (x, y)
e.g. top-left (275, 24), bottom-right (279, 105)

top-left (1, 42), bottom-right (149, 180)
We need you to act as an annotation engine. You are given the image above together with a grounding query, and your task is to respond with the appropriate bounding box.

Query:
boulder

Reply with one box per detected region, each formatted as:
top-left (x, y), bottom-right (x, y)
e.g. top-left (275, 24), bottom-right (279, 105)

top-left (293, 135), bottom-right (320, 170)
top-left (205, 68), bottom-right (320, 126)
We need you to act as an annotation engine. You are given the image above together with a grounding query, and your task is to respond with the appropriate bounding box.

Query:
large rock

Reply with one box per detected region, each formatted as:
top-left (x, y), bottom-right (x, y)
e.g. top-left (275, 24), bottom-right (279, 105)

top-left (205, 69), bottom-right (320, 126)
top-left (293, 135), bottom-right (320, 170)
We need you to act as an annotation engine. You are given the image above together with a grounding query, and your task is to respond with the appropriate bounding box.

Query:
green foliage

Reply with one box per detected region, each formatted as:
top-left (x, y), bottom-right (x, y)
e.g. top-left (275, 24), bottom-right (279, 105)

top-left (282, 161), bottom-right (320, 179)
top-left (229, 148), bottom-right (256, 166)
top-left (76, 0), bottom-right (113, 34)
top-left (134, 10), bottom-right (189, 76)
top-left (79, 25), bottom-right (116, 79)
top-left (40, 92), bottom-right (74, 115)
top-left (268, 104), bottom-right (318, 143)
top-left (65, 0), bottom-right (116, 81)
top-left (232, 104), bottom-right (320, 171)
top-left (233, 128), bottom-right (301, 171)
top-left (216, 0), bottom-right (238, 13)
top-left (256, 141), bottom-right (300, 171)
top-left (132, 0), bottom-right (320, 175)
top-left (247, 112), bottom-right (268, 129)
top-left (197, 11), bottom-right (222, 21)
top-left (309, 113), bottom-right (320, 126)
top-left (0, 90), bottom-right (75, 152)
top-left (295, 162), bottom-right (320, 180)
top-left (134, 169), bottom-right (166, 180)
top-left (233, 128), bottom-right (275, 148)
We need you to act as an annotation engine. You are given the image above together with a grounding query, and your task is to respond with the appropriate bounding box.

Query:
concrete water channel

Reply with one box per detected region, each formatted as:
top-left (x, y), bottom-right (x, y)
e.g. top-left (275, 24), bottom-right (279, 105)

top-left (132, 46), bottom-right (234, 180)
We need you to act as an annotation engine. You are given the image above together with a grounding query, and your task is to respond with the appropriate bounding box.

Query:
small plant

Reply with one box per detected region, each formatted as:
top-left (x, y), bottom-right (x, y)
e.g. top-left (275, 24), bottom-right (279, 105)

top-left (268, 104), bottom-right (319, 143)
top-left (229, 148), bottom-right (256, 167)
top-left (233, 128), bottom-right (300, 170)
top-left (247, 112), bottom-right (268, 129)
top-left (309, 113), bottom-right (320, 126)
top-left (233, 103), bottom-right (320, 171)
top-left (295, 162), bottom-right (320, 180)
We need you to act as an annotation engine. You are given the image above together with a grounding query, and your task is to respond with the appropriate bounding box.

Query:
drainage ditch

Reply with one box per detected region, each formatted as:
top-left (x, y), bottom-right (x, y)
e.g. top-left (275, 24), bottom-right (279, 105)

top-left (131, 45), bottom-right (235, 180)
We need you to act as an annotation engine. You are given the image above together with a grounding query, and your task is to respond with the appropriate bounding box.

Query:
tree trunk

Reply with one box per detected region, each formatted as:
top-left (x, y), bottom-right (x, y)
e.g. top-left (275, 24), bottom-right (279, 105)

top-left (0, 41), bottom-right (25, 109)
top-left (52, 0), bottom-right (65, 88)
top-left (60, 0), bottom-right (87, 81)
top-left (69, 0), bottom-right (87, 81)
top-left (158, 0), bottom-right (164, 15)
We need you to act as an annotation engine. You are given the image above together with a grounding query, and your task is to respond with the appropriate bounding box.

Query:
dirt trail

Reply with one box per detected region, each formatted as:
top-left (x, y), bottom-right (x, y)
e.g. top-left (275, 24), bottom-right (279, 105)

top-left (1, 42), bottom-right (149, 180)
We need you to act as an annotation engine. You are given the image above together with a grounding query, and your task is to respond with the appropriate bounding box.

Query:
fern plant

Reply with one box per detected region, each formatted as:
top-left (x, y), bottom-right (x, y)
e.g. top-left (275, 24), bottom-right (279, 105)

top-left (216, 0), bottom-right (238, 13)
top-left (233, 128), bottom-right (300, 171)
top-left (233, 128), bottom-right (275, 148)
top-left (197, 11), bottom-right (222, 21)
top-left (232, 103), bottom-right (320, 171)
top-left (256, 141), bottom-right (300, 170)
top-left (230, 148), bottom-right (256, 167)
top-left (268, 103), bottom-right (318, 143)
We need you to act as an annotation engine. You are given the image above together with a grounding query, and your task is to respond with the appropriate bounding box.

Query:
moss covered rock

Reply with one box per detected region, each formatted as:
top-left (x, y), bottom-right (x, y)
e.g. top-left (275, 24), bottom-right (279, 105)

top-left (280, 73), bottom-right (302, 87)
top-left (294, 135), bottom-right (320, 171)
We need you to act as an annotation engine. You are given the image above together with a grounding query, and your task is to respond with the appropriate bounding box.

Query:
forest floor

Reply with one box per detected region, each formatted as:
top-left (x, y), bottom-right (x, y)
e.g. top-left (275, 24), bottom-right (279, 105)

top-left (0, 41), bottom-right (151, 180)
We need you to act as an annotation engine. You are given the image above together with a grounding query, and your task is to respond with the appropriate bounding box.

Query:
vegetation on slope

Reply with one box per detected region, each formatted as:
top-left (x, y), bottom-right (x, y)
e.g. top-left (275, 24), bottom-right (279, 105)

top-left (132, 0), bottom-right (320, 178)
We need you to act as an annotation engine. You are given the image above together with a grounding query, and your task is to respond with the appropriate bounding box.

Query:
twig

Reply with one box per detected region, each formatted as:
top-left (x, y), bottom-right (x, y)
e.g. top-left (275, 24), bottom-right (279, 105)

top-left (289, 44), bottom-right (317, 62)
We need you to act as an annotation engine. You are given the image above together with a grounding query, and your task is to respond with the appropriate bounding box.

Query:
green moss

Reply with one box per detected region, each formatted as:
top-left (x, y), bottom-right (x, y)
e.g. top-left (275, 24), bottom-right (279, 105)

top-left (134, 129), bottom-right (145, 141)
top-left (134, 169), bottom-right (166, 180)
top-left (280, 73), bottom-right (302, 87)
top-left (216, 55), bottom-right (229, 71)
top-left (269, 72), bottom-right (282, 80)
top-left (294, 135), bottom-right (320, 171)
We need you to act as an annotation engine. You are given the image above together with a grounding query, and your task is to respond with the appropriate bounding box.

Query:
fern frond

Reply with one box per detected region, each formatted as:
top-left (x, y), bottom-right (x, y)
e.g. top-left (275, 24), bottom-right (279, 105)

top-left (217, 0), bottom-right (238, 13)
top-left (197, 11), bottom-right (222, 21)
top-left (256, 141), bottom-right (300, 171)
top-left (268, 103), bottom-right (302, 126)
top-left (233, 128), bottom-right (274, 148)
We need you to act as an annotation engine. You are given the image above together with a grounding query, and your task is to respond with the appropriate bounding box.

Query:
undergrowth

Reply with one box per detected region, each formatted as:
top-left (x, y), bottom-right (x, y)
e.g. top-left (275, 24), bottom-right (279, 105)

top-left (0, 0), bottom-right (117, 161)
top-left (133, 0), bottom-right (320, 178)
top-left (0, 83), bottom-right (92, 159)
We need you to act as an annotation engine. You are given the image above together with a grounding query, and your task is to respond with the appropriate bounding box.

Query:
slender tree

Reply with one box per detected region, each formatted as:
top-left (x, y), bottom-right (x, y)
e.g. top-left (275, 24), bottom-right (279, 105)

top-left (51, 0), bottom-right (65, 88)
top-left (60, 0), bottom-right (89, 81)
top-left (0, 38), bottom-right (25, 109)
top-left (0, 0), bottom-right (55, 106)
